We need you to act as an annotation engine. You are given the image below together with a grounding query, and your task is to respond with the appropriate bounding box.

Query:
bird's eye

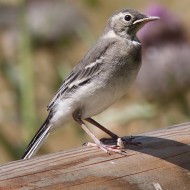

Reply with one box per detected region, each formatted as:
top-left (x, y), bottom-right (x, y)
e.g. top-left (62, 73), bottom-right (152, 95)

top-left (124, 15), bottom-right (132, 21)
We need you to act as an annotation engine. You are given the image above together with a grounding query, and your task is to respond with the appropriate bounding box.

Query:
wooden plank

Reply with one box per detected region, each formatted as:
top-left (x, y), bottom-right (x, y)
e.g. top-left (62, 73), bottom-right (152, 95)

top-left (0, 123), bottom-right (190, 190)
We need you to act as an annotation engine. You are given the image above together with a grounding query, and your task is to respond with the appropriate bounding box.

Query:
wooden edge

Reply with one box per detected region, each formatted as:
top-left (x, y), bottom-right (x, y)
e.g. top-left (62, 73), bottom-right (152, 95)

top-left (0, 123), bottom-right (190, 190)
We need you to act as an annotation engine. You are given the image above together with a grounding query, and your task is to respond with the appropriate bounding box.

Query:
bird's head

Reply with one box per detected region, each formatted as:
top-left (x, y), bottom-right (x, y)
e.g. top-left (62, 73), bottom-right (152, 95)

top-left (105, 9), bottom-right (159, 40)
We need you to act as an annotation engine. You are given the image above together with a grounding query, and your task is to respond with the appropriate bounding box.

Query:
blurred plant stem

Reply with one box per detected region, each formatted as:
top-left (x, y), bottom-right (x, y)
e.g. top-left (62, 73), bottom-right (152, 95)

top-left (0, 129), bottom-right (22, 159)
top-left (18, 4), bottom-right (37, 144)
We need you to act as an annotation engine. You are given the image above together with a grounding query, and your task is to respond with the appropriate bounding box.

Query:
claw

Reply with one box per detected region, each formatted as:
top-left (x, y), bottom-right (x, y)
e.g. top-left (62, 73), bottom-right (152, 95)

top-left (85, 141), bottom-right (127, 155)
top-left (84, 136), bottom-right (141, 155)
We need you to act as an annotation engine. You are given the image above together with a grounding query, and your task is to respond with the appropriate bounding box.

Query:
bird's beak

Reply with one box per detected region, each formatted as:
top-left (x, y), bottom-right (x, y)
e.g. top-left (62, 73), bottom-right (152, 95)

top-left (133, 16), bottom-right (160, 25)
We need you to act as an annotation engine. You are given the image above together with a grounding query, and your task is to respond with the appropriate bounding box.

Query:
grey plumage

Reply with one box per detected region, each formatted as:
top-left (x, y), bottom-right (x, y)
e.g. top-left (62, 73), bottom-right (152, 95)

top-left (22, 9), bottom-right (159, 159)
top-left (48, 37), bottom-right (141, 110)
top-left (48, 38), bottom-right (117, 110)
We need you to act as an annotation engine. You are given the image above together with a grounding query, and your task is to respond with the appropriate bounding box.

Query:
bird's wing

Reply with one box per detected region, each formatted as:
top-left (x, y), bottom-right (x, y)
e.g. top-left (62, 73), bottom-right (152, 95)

top-left (47, 38), bottom-right (116, 111)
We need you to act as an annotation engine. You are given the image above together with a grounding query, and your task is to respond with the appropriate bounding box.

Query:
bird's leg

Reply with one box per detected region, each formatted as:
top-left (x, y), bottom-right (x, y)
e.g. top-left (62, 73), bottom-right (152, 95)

top-left (73, 112), bottom-right (127, 155)
top-left (73, 111), bottom-right (108, 153)
top-left (85, 117), bottom-right (141, 146)
top-left (85, 118), bottom-right (118, 139)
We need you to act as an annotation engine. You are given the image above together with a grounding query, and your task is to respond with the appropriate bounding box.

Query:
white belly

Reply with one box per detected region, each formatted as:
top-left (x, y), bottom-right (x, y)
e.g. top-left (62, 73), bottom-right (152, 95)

top-left (79, 76), bottom-right (134, 119)
top-left (50, 70), bottom-right (138, 127)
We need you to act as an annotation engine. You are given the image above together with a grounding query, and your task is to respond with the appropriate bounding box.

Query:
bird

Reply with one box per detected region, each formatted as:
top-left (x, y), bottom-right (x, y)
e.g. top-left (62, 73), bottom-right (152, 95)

top-left (21, 9), bottom-right (159, 159)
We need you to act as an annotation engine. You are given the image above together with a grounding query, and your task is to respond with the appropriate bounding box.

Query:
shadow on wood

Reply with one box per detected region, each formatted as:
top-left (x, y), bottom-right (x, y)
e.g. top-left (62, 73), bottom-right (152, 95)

top-left (0, 122), bottom-right (190, 189)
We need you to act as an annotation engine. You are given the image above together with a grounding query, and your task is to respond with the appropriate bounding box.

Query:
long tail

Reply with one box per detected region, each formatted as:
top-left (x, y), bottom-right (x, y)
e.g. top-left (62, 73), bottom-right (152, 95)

top-left (21, 115), bottom-right (52, 159)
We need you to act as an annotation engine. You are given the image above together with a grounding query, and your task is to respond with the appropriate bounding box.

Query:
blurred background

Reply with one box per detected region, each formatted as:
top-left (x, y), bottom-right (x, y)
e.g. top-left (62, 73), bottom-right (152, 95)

top-left (0, 0), bottom-right (190, 163)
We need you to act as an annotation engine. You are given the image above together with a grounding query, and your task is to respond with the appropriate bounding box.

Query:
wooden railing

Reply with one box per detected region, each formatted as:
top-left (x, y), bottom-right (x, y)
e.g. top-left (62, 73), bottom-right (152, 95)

top-left (0, 122), bottom-right (190, 189)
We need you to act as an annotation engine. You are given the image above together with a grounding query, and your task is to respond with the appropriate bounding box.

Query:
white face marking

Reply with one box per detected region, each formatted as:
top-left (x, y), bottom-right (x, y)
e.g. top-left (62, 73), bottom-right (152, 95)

top-left (111, 12), bottom-right (125, 23)
top-left (107, 12), bottom-right (135, 39)
top-left (103, 30), bottom-right (118, 39)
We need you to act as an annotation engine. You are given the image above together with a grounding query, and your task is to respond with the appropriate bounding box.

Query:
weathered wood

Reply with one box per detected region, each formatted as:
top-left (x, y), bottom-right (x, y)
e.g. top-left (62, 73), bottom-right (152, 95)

top-left (0, 123), bottom-right (190, 190)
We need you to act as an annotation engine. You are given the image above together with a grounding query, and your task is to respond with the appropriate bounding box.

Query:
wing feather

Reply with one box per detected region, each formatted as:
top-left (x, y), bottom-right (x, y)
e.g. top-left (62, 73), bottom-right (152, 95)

top-left (47, 39), bottom-right (116, 111)
top-left (47, 59), bottom-right (102, 110)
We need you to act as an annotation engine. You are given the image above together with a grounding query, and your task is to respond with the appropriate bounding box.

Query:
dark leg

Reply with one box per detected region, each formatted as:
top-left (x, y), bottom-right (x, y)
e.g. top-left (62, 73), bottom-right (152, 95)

top-left (85, 118), bottom-right (118, 139)
top-left (86, 118), bottom-right (141, 146)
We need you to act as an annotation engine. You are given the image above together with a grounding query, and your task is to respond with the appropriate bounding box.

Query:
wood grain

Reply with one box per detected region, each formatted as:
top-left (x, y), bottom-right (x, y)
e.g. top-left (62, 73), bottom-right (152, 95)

top-left (0, 123), bottom-right (190, 190)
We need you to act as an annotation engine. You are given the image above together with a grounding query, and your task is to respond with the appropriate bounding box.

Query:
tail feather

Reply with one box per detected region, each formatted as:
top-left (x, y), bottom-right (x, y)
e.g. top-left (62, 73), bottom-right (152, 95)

top-left (21, 116), bottom-right (52, 159)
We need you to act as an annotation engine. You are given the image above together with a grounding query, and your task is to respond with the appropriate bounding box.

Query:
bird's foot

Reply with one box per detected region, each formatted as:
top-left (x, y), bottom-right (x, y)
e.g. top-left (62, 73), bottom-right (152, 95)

top-left (84, 141), bottom-right (128, 155)
top-left (84, 138), bottom-right (128, 155)
top-left (83, 136), bottom-right (141, 155)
